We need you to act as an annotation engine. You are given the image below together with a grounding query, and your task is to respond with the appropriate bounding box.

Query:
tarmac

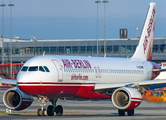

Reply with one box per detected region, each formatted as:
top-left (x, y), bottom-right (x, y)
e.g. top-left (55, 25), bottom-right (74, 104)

top-left (1, 88), bottom-right (166, 120)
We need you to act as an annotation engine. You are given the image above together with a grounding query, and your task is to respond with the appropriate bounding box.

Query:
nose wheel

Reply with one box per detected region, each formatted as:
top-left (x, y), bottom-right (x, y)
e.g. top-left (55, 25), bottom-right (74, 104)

top-left (37, 109), bottom-right (47, 116)
top-left (37, 96), bottom-right (48, 116)
top-left (42, 109), bottom-right (47, 116)
top-left (37, 109), bottom-right (42, 116)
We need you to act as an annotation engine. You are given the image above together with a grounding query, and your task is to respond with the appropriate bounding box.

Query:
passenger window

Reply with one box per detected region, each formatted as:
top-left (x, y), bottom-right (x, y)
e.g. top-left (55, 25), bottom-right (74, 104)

top-left (39, 66), bottom-right (45, 72)
top-left (44, 66), bottom-right (50, 72)
top-left (29, 66), bottom-right (38, 71)
top-left (21, 66), bottom-right (28, 71)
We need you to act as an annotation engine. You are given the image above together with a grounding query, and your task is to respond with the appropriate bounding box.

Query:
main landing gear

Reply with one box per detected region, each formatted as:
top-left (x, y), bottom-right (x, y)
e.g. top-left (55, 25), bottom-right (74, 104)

top-left (37, 96), bottom-right (63, 116)
top-left (118, 109), bottom-right (134, 116)
top-left (47, 98), bottom-right (63, 116)
top-left (47, 105), bottom-right (63, 116)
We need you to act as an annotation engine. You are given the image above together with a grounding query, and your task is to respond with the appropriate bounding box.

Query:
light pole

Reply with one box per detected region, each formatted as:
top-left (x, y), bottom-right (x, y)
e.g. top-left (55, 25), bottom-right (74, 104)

top-left (136, 28), bottom-right (139, 38)
top-left (0, 0), bottom-right (6, 64)
top-left (95, 0), bottom-right (101, 57)
top-left (102, 0), bottom-right (108, 57)
top-left (8, 0), bottom-right (14, 78)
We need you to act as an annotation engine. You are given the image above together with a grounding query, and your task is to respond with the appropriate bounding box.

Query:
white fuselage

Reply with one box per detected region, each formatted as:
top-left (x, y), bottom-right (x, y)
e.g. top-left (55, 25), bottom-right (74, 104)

top-left (17, 56), bottom-right (154, 90)
top-left (17, 56), bottom-right (154, 84)
top-left (58, 56), bottom-right (153, 83)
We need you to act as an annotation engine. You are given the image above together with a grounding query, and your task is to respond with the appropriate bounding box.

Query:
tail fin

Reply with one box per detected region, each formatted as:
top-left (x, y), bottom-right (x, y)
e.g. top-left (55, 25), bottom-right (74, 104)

top-left (132, 3), bottom-right (156, 61)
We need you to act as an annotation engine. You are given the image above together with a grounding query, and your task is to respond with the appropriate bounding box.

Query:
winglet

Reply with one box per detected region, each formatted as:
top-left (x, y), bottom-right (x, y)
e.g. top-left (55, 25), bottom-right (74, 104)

top-left (132, 3), bottom-right (156, 61)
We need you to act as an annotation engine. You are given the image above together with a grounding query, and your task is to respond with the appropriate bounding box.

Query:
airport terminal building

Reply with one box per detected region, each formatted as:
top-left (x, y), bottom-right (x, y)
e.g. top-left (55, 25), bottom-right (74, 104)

top-left (1, 37), bottom-right (166, 63)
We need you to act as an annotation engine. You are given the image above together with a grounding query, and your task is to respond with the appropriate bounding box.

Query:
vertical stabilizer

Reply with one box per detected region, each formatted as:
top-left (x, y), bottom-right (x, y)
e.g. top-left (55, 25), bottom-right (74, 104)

top-left (132, 3), bottom-right (156, 61)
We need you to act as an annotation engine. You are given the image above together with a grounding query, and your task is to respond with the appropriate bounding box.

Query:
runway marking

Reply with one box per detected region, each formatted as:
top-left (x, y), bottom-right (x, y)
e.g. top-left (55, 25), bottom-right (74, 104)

top-left (0, 112), bottom-right (107, 116)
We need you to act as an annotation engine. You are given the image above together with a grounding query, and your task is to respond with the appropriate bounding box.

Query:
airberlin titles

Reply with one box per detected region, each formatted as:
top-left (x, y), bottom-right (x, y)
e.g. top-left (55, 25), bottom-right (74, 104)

top-left (143, 6), bottom-right (155, 54)
top-left (62, 59), bottom-right (92, 69)
top-left (62, 59), bottom-right (91, 81)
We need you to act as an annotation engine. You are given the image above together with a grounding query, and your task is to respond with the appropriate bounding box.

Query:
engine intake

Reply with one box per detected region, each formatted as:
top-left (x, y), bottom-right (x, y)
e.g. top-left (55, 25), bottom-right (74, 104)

top-left (3, 87), bottom-right (34, 110)
top-left (112, 87), bottom-right (142, 110)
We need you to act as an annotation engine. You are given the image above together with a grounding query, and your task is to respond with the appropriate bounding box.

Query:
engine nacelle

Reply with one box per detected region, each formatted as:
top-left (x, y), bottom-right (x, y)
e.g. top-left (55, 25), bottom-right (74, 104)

top-left (112, 87), bottom-right (142, 110)
top-left (3, 87), bottom-right (34, 110)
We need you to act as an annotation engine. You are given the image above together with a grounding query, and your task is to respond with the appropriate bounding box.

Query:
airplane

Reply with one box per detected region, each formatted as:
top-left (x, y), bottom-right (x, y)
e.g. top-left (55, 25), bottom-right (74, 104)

top-left (1, 2), bottom-right (166, 117)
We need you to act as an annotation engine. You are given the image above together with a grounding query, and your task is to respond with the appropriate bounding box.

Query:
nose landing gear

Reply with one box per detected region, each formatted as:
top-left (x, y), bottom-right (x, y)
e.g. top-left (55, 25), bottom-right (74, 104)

top-left (37, 96), bottom-right (48, 116)
top-left (37, 108), bottom-right (47, 116)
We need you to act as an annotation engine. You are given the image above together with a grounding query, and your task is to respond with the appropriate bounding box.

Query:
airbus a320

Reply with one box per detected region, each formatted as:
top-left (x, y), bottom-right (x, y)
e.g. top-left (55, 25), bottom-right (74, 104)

top-left (1, 2), bottom-right (166, 117)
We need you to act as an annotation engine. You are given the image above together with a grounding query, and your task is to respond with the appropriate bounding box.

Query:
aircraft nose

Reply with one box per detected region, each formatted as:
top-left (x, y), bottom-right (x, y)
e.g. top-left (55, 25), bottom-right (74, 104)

top-left (17, 72), bottom-right (27, 84)
top-left (17, 71), bottom-right (42, 95)
top-left (17, 72), bottom-right (24, 84)
top-left (17, 72), bottom-right (30, 94)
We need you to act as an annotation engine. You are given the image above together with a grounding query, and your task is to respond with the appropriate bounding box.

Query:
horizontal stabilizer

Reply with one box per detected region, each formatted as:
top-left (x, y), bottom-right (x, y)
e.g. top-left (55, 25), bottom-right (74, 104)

top-left (152, 69), bottom-right (166, 72)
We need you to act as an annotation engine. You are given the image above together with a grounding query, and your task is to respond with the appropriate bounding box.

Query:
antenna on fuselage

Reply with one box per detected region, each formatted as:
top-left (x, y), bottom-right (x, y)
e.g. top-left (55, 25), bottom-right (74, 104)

top-left (43, 51), bottom-right (45, 56)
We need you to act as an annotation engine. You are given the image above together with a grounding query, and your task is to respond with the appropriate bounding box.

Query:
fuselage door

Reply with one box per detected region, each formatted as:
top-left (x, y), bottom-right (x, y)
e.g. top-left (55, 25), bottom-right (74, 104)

top-left (94, 67), bottom-right (98, 78)
top-left (97, 67), bottom-right (101, 78)
top-left (94, 67), bottom-right (101, 78)
top-left (52, 59), bottom-right (63, 82)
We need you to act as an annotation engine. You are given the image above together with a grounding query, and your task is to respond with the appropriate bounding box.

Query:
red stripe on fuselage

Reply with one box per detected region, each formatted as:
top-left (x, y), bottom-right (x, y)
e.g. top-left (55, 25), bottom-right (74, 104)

top-left (17, 82), bottom-right (91, 85)
top-left (18, 82), bottom-right (111, 100)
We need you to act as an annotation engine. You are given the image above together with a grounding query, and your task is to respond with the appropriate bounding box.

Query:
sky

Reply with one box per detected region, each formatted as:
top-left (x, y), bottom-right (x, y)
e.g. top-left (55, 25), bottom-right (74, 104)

top-left (1, 0), bottom-right (166, 40)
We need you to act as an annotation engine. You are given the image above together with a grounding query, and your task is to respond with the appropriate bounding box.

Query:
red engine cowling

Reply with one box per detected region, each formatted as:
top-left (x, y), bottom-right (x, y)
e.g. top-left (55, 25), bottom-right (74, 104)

top-left (112, 87), bottom-right (142, 110)
top-left (3, 87), bottom-right (34, 110)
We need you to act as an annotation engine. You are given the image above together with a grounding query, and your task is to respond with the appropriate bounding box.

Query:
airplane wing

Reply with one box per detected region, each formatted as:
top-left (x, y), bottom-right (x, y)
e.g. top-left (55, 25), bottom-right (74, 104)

top-left (0, 79), bottom-right (17, 85)
top-left (94, 79), bottom-right (166, 93)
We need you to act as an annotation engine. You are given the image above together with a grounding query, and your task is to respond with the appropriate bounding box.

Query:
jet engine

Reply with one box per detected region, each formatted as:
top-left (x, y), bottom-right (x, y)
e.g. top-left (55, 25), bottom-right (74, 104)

top-left (3, 87), bottom-right (34, 110)
top-left (112, 87), bottom-right (142, 110)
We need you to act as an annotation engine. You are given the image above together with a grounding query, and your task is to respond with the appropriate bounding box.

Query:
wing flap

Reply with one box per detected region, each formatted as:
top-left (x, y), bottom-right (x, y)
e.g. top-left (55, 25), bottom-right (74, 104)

top-left (94, 79), bottom-right (166, 92)
top-left (94, 83), bottom-right (127, 92)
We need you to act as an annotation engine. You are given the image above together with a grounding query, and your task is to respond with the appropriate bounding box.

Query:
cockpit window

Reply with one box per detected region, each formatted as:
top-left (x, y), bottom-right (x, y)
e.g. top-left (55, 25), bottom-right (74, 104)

top-left (39, 66), bottom-right (45, 72)
top-left (21, 66), bottom-right (28, 71)
top-left (44, 66), bottom-right (50, 72)
top-left (29, 66), bottom-right (38, 71)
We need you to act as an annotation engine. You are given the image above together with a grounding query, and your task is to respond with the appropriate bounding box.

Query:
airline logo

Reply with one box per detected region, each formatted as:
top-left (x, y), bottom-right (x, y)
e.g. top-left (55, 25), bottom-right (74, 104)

top-left (143, 6), bottom-right (155, 54)
top-left (62, 59), bottom-right (92, 69)
top-left (136, 66), bottom-right (144, 69)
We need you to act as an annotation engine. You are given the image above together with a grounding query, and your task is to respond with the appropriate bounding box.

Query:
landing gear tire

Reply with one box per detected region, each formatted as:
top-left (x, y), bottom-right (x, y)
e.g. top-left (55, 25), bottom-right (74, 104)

top-left (42, 109), bottom-right (47, 116)
top-left (118, 109), bottom-right (125, 116)
top-left (37, 109), bottom-right (42, 116)
top-left (37, 96), bottom-right (48, 116)
top-left (55, 105), bottom-right (63, 116)
top-left (127, 109), bottom-right (134, 116)
top-left (47, 105), bottom-right (54, 116)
